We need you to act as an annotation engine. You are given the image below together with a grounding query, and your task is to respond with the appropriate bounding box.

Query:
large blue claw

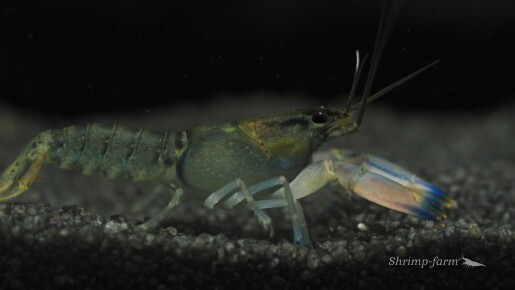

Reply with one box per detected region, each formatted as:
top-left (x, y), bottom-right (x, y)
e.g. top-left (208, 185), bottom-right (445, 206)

top-left (313, 149), bottom-right (453, 222)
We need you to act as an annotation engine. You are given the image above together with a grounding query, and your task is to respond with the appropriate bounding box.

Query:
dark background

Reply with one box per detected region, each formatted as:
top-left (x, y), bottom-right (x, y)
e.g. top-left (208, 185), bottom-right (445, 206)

top-left (1, 0), bottom-right (514, 117)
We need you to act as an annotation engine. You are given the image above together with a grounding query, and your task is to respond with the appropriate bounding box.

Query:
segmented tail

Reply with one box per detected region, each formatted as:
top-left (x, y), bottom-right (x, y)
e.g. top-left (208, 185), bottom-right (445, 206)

top-left (0, 132), bottom-right (51, 201)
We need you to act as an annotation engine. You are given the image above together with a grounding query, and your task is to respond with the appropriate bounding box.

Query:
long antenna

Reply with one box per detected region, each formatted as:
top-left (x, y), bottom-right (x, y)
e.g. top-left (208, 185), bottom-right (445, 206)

top-left (355, 0), bottom-right (403, 126)
top-left (349, 59), bottom-right (439, 111)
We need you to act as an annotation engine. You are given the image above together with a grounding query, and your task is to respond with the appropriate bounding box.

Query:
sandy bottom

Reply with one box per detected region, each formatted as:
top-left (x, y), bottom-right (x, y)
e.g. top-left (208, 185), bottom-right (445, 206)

top-left (0, 95), bottom-right (514, 289)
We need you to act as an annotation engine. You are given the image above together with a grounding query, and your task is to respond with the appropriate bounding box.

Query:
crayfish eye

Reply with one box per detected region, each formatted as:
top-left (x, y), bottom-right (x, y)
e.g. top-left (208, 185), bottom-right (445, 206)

top-left (311, 111), bottom-right (329, 124)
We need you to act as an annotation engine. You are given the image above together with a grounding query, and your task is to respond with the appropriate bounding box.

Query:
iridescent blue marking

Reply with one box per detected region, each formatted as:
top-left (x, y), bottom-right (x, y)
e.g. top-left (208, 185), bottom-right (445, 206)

top-left (423, 182), bottom-right (446, 197)
top-left (366, 159), bottom-right (408, 181)
top-left (367, 158), bottom-right (446, 198)
top-left (403, 190), bottom-right (448, 221)
top-left (406, 205), bottom-right (437, 221)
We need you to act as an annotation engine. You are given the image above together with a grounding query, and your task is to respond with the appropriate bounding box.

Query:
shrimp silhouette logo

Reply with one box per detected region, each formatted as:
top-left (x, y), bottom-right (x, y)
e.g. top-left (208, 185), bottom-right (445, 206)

top-left (460, 254), bottom-right (486, 268)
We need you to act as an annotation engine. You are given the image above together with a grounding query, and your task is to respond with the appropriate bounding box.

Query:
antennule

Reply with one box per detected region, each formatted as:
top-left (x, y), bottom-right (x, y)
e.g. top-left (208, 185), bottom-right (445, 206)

top-left (344, 51), bottom-right (368, 113)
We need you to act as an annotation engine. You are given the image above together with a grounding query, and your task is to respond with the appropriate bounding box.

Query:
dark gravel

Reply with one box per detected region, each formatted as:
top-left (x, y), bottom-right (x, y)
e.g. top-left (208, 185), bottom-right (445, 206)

top-left (0, 96), bottom-right (514, 289)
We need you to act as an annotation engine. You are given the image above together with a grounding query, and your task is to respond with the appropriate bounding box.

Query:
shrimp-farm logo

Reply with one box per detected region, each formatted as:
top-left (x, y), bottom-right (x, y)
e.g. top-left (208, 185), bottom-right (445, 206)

top-left (388, 254), bottom-right (486, 268)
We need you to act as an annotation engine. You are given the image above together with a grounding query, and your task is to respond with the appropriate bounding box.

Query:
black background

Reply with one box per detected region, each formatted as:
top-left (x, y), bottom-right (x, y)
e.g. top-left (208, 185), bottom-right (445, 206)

top-left (1, 0), bottom-right (514, 117)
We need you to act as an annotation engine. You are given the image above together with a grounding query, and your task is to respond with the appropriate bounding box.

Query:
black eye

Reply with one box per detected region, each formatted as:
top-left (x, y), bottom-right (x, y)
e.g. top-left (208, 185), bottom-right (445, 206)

top-left (312, 111), bottom-right (329, 124)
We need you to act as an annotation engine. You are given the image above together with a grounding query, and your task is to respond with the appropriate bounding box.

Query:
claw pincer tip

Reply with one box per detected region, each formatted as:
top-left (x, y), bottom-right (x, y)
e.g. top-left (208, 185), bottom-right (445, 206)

top-left (406, 185), bottom-right (453, 222)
